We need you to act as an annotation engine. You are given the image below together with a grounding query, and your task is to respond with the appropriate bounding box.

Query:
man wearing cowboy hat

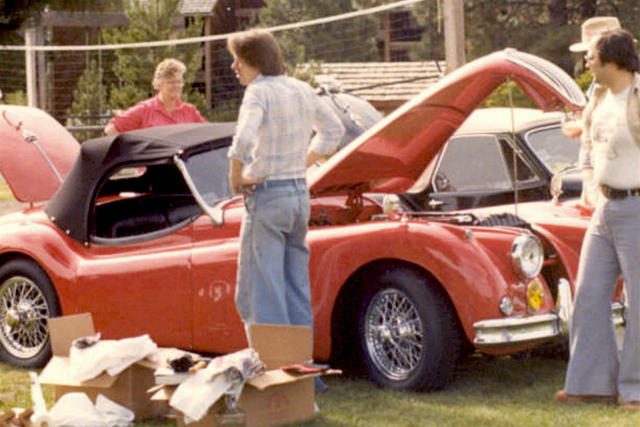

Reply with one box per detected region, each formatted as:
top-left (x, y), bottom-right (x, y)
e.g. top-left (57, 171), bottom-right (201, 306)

top-left (556, 27), bottom-right (640, 411)
top-left (570, 16), bottom-right (622, 53)
top-left (562, 17), bottom-right (622, 206)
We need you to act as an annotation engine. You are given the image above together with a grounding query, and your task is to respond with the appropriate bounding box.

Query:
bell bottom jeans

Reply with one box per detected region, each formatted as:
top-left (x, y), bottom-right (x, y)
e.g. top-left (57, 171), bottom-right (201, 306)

top-left (235, 179), bottom-right (313, 338)
top-left (564, 195), bottom-right (640, 403)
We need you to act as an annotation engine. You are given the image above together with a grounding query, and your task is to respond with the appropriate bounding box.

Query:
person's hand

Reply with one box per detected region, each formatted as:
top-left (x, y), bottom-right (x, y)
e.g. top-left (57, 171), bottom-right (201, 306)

top-left (232, 176), bottom-right (264, 196)
top-left (580, 169), bottom-right (598, 207)
top-left (561, 111), bottom-right (584, 139)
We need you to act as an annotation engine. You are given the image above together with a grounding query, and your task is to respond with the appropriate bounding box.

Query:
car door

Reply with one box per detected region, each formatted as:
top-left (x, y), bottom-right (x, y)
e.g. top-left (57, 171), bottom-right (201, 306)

top-left (74, 229), bottom-right (194, 349)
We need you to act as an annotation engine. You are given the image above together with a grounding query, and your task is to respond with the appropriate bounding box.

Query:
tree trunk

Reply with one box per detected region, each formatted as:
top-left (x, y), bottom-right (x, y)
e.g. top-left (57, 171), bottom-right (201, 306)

top-left (549, 0), bottom-right (568, 26)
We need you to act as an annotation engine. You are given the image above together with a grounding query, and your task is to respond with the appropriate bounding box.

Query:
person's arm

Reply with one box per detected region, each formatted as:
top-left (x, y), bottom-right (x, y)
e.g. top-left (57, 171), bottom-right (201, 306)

top-left (306, 150), bottom-right (327, 167)
top-left (104, 123), bottom-right (119, 136)
top-left (579, 100), bottom-right (597, 207)
top-left (188, 104), bottom-right (208, 123)
top-left (227, 85), bottom-right (264, 192)
top-left (106, 101), bottom-right (147, 134)
top-left (229, 158), bottom-right (245, 195)
top-left (307, 92), bottom-right (345, 165)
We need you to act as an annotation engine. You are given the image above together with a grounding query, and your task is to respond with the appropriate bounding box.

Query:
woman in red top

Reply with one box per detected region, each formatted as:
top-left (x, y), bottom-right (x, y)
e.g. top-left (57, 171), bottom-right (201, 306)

top-left (104, 58), bottom-right (206, 135)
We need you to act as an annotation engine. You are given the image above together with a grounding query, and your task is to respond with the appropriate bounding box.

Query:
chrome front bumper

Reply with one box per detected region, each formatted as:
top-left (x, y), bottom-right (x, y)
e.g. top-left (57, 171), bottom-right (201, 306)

top-left (473, 278), bottom-right (626, 347)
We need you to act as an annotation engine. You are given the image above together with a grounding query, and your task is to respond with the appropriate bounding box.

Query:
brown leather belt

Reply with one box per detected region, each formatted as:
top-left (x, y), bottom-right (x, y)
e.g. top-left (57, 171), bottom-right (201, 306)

top-left (601, 184), bottom-right (640, 199)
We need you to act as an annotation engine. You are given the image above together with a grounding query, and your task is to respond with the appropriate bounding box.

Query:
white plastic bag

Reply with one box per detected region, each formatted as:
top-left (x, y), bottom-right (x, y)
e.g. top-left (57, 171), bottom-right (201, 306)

top-left (31, 393), bottom-right (134, 427)
top-left (69, 334), bottom-right (158, 382)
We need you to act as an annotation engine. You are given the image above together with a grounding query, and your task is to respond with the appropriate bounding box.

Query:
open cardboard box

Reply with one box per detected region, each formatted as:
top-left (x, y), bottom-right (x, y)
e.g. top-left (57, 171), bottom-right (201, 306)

top-left (153, 324), bottom-right (328, 427)
top-left (38, 313), bottom-right (166, 421)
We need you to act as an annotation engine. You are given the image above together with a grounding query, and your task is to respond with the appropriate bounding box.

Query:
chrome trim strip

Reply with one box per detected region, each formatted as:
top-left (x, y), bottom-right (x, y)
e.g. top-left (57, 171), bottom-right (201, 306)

top-left (474, 313), bottom-right (560, 346)
top-left (173, 155), bottom-right (240, 226)
top-left (474, 301), bottom-right (626, 347)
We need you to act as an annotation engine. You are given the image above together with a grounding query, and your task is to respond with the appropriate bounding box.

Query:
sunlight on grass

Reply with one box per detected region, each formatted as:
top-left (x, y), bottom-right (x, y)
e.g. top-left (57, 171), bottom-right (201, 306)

top-left (3, 349), bottom-right (640, 426)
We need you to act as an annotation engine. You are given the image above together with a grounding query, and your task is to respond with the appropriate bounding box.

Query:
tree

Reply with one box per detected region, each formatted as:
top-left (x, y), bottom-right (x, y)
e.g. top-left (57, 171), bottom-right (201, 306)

top-left (258, 0), bottom-right (379, 67)
top-left (0, 0), bottom-right (115, 33)
top-left (101, 0), bottom-right (206, 113)
top-left (67, 59), bottom-right (108, 141)
top-left (409, 0), bottom-right (444, 61)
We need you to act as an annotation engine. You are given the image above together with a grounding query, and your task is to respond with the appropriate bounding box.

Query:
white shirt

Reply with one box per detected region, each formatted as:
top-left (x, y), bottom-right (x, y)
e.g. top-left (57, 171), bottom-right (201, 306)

top-left (591, 84), bottom-right (640, 188)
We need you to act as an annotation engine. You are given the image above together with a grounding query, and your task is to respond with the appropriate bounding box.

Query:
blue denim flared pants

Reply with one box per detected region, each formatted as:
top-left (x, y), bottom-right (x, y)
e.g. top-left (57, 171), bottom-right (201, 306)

top-left (235, 179), bottom-right (313, 333)
top-left (564, 195), bottom-right (640, 403)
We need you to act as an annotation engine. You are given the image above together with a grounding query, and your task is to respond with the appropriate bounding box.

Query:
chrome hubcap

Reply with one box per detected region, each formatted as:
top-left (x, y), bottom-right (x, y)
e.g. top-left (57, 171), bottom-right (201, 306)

top-left (364, 289), bottom-right (423, 381)
top-left (0, 276), bottom-right (50, 359)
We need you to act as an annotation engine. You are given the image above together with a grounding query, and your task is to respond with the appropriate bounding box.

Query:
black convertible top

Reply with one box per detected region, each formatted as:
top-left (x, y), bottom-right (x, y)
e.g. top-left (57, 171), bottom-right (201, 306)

top-left (45, 122), bottom-right (236, 244)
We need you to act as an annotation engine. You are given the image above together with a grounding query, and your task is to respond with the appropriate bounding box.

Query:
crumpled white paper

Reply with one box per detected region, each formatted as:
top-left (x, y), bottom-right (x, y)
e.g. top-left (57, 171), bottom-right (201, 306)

top-left (69, 334), bottom-right (158, 382)
top-left (30, 393), bottom-right (134, 427)
top-left (169, 348), bottom-right (264, 423)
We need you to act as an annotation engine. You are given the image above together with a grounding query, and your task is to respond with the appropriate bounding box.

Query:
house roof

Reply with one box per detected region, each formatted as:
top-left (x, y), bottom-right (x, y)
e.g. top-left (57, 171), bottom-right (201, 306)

top-left (310, 61), bottom-right (445, 108)
top-left (179, 0), bottom-right (218, 16)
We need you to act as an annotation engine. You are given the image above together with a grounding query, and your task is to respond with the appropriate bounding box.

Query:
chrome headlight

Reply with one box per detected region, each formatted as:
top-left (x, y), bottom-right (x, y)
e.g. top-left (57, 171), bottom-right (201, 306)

top-left (511, 234), bottom-right (544, 278)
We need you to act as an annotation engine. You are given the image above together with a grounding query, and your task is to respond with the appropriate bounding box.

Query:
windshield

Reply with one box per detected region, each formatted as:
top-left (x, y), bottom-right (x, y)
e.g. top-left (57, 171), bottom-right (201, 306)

top-left (183, 145), bottom-right (233, 206)
top-left (525, 125), bottom-right (580, 174)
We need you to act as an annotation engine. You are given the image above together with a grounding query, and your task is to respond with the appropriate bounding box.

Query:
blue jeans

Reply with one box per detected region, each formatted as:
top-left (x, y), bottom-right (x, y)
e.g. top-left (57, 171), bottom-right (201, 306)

top-left (235, 179), bottom-right (313, 333)
top-left (564, 195), bottom-right (640, 403)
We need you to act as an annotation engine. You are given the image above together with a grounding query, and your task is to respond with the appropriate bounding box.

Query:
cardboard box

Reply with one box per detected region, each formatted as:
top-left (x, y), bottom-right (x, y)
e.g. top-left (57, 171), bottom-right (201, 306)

top-left (163, 324), bottom-right (318, 427)
top-left (38, 313), bottom-right (166, 421)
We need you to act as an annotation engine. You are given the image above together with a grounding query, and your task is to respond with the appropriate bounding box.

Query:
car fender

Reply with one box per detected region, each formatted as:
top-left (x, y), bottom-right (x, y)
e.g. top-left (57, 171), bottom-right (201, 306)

top-left (0, 211), bottom-right (81, 313)
top-left (307, 219), bottom-right (522, 357)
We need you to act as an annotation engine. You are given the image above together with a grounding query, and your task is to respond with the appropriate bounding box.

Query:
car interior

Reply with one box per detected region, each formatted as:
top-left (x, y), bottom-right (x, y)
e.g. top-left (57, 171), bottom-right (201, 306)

top-left (91, 162), bottom-right (202, 241)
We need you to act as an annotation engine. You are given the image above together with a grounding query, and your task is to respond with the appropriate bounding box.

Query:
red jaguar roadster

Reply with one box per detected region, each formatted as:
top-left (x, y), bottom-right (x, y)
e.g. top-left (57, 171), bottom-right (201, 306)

top-left (0, 49), bottom-right (619, 391)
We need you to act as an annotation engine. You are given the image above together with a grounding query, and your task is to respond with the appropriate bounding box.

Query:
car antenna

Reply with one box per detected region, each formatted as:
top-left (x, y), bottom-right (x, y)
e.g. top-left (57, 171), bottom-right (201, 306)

top-left (507, 76), bottom-right (519, 218)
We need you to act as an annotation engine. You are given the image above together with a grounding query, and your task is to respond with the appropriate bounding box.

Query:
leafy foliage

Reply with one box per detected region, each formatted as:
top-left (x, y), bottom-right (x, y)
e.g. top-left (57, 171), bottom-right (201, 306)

top-left (258, 0), bottom-right (379, 66)
top-left (0, 1), bottom-right (120, 34)
top-left (67, 59), bottom-right (108, 140)
top-left (482, 81), bottom-right (536, 109)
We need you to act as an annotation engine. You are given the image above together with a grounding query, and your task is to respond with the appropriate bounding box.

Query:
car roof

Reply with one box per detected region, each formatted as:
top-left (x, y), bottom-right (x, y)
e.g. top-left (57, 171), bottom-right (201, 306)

top-left (455, 107), bottom-right (564, 135)
top-left (45, 122), bottom-right (236, 244)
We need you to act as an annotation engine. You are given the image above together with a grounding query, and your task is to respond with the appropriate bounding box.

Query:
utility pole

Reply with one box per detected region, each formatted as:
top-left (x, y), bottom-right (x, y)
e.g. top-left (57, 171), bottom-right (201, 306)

top-left (443, 0), bottom-right (465, 73)
top-left (25, 26), bottom-right (38, 107)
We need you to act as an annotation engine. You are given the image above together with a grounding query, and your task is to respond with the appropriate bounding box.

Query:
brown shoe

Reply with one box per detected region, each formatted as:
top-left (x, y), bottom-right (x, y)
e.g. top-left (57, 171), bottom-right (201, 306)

top-left (621, 401), bottom-right (640, 410)
top-left (555, 390), bottom-right (617, 404)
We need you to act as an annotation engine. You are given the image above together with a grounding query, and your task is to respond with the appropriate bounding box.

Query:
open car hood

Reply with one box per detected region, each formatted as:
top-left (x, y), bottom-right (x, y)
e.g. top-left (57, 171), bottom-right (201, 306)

top-left (308, 49), bottom-right (586, 197)
top-left (0, 105), bottom-right (80, 203)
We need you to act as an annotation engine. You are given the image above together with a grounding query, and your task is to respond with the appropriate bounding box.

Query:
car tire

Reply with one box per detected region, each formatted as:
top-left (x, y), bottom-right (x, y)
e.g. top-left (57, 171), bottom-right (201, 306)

top-left (357, 268), bottom-right (462, 391)
top-left (0, 259), bottom-right (60, 367)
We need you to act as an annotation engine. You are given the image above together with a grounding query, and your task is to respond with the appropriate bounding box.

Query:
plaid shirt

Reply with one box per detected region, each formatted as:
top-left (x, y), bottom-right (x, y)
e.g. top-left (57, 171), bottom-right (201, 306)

top-left (228, 75), bottom-right (345, 181)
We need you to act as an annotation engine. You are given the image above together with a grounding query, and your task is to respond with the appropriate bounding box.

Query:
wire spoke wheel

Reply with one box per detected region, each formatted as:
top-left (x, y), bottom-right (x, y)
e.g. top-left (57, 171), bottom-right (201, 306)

top-left (357, 269), bottom-right (462, 391)
top-left (364, 288), bottom-right (424, 381)
top-left (0, 275), bottom-right (51, 362)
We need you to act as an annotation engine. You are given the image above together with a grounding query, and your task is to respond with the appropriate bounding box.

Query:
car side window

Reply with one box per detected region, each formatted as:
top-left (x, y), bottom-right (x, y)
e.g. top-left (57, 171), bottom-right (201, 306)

top-left (433, 136), bottom-right (512, 192)
top-left (525, 125), bottom-right (579, 174)
top-left (498, 137), bottom-right (540, 183)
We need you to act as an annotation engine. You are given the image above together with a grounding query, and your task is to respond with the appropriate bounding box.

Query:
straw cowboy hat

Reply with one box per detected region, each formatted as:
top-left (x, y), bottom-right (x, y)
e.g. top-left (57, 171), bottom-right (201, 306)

top-left (569, 16), bottom-right (621, 52)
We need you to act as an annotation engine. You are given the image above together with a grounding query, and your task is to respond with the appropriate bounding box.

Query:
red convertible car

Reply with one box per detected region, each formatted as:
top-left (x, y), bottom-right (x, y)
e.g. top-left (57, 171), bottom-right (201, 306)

top-left (0, 49), bottom-right (614, 391)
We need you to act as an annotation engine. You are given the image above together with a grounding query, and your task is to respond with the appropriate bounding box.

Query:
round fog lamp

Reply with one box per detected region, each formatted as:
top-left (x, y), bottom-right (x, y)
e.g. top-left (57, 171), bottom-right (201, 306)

top-left (511, 234), bottom-right (544, 278)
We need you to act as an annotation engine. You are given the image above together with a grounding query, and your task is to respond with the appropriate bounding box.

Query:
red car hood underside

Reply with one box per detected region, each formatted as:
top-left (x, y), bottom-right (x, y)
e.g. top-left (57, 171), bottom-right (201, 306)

top-left (0, 105), bottom-right (79, 203)
top-left (308, 49), bottom-right (586, 197)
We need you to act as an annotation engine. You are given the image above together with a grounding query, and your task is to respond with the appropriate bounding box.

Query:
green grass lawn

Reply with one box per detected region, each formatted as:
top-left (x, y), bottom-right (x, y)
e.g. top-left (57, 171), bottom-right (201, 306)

top-left (2, 349), bottom-right (639, 426)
